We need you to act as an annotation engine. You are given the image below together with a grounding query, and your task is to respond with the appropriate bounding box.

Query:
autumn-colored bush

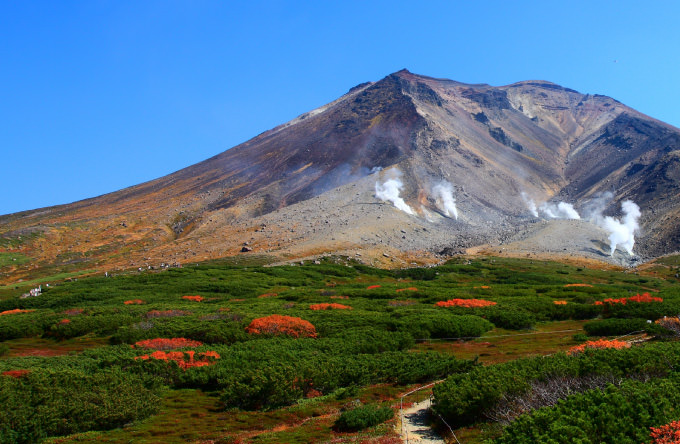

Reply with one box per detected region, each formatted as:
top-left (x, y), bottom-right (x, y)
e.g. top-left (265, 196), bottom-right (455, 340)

top-left (0, 309), bottom-right (34, 316)
top-left (124, 299), bottom-right (144, 305)
top-left (2, 369), bottom-right (30, 378)
top-left (135, 350), bottom-right (220, 370)
top-left (257, 293), bottom-right (278, 298)
top-left (146, 309), bottom-right (191, 318)
top-left (564, 283), bottom-right (593, 288)
top-left (656, 317), bottom-right (680, 336)
top-left (329, 295), bottom-right (350, 299)
top-left (367, 285), bottom-right (381, 290)
top-left (474, 285), bottom-right (491, 289)
top-left (594, 292), bottom-right (662, 305)
top-left (435, 298), bottom-right (497, 308)
top-left (58, 319), bottom-right (71, 325)
top-left (396, 287), bottom-right (418, 292)
top-left (649, 420), bottom-right (680, 444)
top-left (182, 295), bottom-right (204, 302)
top-left (245, 314), bottom-right (317, 338)
top-left (309, 303), bottom-right (352, 310)
top-left (134, 337), bottom-right (204, 350)
top-left (553, 300), bottom-right (568, 305)
top-left (568, 339), bottom-right (630, 355)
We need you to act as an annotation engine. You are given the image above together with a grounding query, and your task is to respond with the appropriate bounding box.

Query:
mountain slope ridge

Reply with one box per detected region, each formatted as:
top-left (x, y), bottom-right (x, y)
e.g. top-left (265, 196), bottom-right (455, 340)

top-left (1, 69), bottom-right (679, 284)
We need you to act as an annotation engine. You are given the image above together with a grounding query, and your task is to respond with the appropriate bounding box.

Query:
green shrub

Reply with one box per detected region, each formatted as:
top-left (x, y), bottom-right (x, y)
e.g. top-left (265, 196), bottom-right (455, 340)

top-left (583, 318), bottom-right (649, 336)
top-left (334, 403), bottom-right (394, 431)
top-left (492, 377), bottom-right (680, 444)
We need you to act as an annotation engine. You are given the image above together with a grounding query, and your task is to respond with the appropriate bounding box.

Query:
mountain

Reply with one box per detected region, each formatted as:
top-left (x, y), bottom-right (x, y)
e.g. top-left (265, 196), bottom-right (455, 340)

top-left (2, 70), bottom-right (680, 284)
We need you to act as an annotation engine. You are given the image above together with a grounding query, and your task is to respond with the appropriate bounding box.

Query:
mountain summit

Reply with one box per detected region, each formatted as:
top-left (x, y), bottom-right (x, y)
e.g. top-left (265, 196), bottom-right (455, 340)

top-left (2, 70), bottom-right (679, 282)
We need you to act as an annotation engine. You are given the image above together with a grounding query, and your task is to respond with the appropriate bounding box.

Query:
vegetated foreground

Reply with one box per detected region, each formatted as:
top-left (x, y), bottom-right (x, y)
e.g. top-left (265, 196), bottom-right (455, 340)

top-left (0, 256), bottom-right (679, 443)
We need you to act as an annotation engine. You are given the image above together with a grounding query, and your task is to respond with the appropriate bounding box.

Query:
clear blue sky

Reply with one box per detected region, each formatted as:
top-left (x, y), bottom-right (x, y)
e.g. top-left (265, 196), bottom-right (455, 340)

top-left (2, 0), bottom-right (679, 215)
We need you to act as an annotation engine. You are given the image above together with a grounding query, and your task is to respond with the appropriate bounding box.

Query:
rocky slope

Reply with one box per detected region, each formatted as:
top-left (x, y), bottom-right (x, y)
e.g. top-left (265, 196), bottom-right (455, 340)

top-left (1, 70), bottom-right (679, 284)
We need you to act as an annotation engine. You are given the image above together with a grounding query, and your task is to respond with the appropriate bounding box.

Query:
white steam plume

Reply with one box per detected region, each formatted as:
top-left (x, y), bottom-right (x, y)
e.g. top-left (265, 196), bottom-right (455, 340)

top-left (521, 192), bottom-right (539, 217)
top-left (539, 201), bottom-right (580, 219)
top-left (602, 201), bottom-right (641, 256)
top-left (375, 169), bottom-right (415, 215)
top-left (583, 193), bottom-right (641, 256)
top-left (432, 181), bottom-right (458, 219)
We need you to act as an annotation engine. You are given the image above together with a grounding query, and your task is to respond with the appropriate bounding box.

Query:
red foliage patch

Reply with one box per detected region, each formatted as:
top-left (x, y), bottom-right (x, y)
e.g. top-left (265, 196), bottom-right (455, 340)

top-left (650, 420), bottom-right (680, 444)
top-left (0, 309), bottom-right (34, 316)
top-left (396, 287), bottom-right (418, 292)
top-left (257, 293), bottom-right (278, 298)
top-left (568, 339), bottom-right (630, 355)
top-left (2, 369), bottom-right (30, 378)
top-left (58, 319), bottom-right (71, 325)
top-left (182, 295), bottom-right (204, 302)
top-left (367, 285), bottom-right (382, 290)
top-left (435, 298), bottom-right (497, 308)
top-left (594, 292), bottom-right (662, 305)
top-left (330, 295), bottom-right (350, 300)
top-left (245, 314), bottom-right (317, 338)
top-left (124, 299), bottom-right (144, 305)
top-left (134, 338), bottom-right (204, 350)
top-left (309, 303), bottom-right (352, 310)
top-left (553, 300), bottom-right (568, 305)
top-left (135, 350), bottom-right (220, 370)
top-left (146, 310), bottom-right (191, 318)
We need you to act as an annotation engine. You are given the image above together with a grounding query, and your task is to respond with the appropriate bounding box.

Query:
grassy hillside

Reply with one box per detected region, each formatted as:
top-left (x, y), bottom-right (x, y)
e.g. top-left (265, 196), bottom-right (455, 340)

top-left (0, 256), bottom-right (679, 443)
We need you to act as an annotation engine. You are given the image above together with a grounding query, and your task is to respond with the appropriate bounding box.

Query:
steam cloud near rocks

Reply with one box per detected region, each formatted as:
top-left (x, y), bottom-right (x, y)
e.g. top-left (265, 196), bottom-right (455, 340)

top-left (583, 192), bottom-right (641, 256)
top-left (374, 169), bottom-right (415, 215)
top-left (432, 181), bottom-right (458, 219)
top-left (521, 193), bottom-right (580, 219)
top-left (540, 201), bottom-right (580, 220)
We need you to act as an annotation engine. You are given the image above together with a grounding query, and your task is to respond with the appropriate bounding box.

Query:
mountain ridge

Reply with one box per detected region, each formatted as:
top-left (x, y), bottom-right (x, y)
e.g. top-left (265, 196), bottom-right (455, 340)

top-left (2, 70), bottom-right (679, 284)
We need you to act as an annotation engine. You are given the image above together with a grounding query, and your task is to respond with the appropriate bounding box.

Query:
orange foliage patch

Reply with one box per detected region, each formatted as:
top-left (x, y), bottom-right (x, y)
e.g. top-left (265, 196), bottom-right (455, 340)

top-left (650, 420), bottom-right (680, 444)
top-left (553, 301), bottom-right (568, 305)
top-left (124, 299), bottom-right (144, 305)
top-left (257, 293), bottom-right (278, 298)
top-left (396, 287), bottom-right (418, 292)
top-left (135, 350), bottom-right (220, 370)
top-left (309, 303), bottom-right (352, 310)
top-left (245, 314), bottom-right (317, 338)
top-left (0, 309), bottom-right (34, 316)
top-left (182, 295), bottom-right (204, 302)
top-left (564, 283), bottom-right (594, 288)
top-left (2, 370), bottom-right (30, 378)
top-left (58, 319), bottom-right (71, 325)
top-left (435, 298), bottom-right (497, 308)
top-left (474, 285), bottom-right (491, 289)
top-left (594, 292), bottom-right (662, 305)
top-left (329, 295), bottom-right (349, 300)
top-left (568, 339), bottom-right (631, 355)
top-left (134, 337), bottom-right (204, 350)
top-left (367, 285), bottom-right (381, 290)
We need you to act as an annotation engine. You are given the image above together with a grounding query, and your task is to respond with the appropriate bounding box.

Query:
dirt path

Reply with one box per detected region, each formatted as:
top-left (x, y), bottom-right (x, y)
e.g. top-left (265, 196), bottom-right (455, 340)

top-left (400, 399), bottom-right (446, 444)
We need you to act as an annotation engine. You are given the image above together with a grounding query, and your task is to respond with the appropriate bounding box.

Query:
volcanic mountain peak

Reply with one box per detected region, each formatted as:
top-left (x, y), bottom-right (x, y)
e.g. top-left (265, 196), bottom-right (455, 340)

top-left (2, 70), bottom-right (680, 284)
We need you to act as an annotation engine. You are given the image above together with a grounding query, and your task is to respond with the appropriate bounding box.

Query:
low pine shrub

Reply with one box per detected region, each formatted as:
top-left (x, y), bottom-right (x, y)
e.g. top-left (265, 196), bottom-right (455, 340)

top-left (334, 403), bottom-right (394, 431)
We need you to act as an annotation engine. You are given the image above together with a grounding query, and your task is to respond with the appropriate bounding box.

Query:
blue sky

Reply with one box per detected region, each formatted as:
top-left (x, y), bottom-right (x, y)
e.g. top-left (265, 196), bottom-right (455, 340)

top-left (2, 1), bottom-right (679, 215)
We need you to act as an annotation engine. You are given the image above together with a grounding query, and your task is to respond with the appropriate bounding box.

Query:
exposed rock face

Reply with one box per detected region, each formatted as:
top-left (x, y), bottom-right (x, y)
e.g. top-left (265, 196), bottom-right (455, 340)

top-left (1, 69), bottom-right (679, 282)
